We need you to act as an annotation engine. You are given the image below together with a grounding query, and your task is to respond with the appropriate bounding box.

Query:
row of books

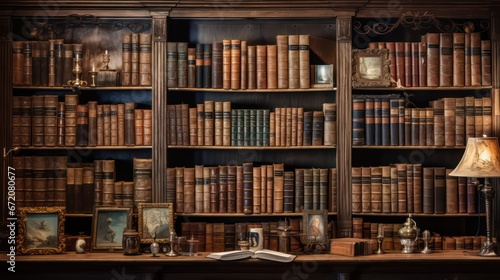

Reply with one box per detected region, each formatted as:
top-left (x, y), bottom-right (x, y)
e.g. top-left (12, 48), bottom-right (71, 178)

top-left (12, 156), bottom-right (153, 214)
top-left (121, 33), bottom-right (152, 86)
top-left (367, 32), bottom-right (491, 87)
top-left (168, 102), bottom-right (336, 147)
top-left (352, 96), bottom-right (492, 146)
top-left (167, 35), bottom-right (315, 90)
top-left (352, 164), bottom-right (482, 215)
top-left (169, 165), bottom-right (337, 215)
top-left (12, 95), bottom-right (151, 147)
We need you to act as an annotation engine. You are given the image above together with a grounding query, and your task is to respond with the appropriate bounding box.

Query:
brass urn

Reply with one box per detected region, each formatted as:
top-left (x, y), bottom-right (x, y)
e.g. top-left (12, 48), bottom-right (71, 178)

top-left (398, 214), bottom-right (420, 253)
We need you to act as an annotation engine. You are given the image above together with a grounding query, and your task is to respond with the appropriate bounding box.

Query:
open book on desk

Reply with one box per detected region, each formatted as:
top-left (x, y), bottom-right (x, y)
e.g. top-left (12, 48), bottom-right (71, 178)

top-left (206, 249), bottom-right (296, 263)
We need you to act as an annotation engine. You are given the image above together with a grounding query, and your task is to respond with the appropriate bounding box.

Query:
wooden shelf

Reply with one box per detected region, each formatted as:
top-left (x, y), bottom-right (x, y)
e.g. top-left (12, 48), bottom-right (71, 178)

top-left (17, 146), bottom-right (152, 150)
top-left (13, 86), bottom-right (152, 91)
top-left (353, 146), bottom-right (466, 149)
top-left (168, 145), bottom-right (335, 150)
top-left (176, 212), bottom-right (337, 217)
top-left (352, 86), bottom-right (492, 91)
top-left (167, 87), bottom-right (336, 93)
top-left (66, 213), bottom-right (93, 218)
top-left (353, 213), bottom-right (485, 217)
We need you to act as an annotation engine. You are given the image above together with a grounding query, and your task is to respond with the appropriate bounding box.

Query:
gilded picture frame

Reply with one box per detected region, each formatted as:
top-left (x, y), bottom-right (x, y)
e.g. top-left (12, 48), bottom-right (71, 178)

top-left (302, 209), bottom-right (328, 244)
top-left (16, 206), bottom-right (66, 255)
top-left (311, 64), bottom-right (335, 88)
top-left (352, 48), bottom-right (391, 88)
top-left (91, 206), bottom-right (132, 252)
top-left (138, 203), bottom-right (174, 244)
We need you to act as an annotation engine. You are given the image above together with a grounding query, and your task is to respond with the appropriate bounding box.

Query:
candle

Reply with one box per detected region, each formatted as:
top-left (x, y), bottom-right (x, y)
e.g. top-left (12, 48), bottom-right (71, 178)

top-left (378, 223), bottom-right (384, 237)
top-left (105, 49), bottom-right (108, 55)
top-left (91, 64), bottom-right (96, 72)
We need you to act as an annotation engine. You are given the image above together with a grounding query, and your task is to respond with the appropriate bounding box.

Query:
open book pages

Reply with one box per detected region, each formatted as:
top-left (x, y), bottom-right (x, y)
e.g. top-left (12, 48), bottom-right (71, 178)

top-left (206, 249), bottom-right (296, 263)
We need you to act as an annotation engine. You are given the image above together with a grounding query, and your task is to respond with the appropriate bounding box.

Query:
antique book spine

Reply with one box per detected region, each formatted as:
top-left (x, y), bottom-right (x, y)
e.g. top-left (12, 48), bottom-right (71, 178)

top-left (48, 40), bottom-right (56, 86)
top-left (236, 165), bottom-right (244, 213)
top-left (224, 224), bottom-right (235, 251)
top-left (242, 162), bottom-right (253, 214)
top-left (218, 165), bottom-right (228, 213)
top-left (470, 32), bottom-right (482, 86)
top-left (222, 40), bottom-right (231, 90)
top-left (361, 167), bottom-right (371, 213)
top-left (209, 166), bottom-right (219, 213)
top-left (252, 167), bottom-right (261, 214)
top-left (74, 167), bottom-right (83, 213)
top-left (374, 99), bottom-right (382, 146)
top-left (212, 223), bottom-right (225, 252)
top-left (66, 167), bottom-right (75, 213)
top-left (439, 33), bottom-right (453, 87)
top-left (425, 108), bottom-right (434, 146)
top-left (31, 95), bottom-right (44, 147)
top-left (395, 42), bottom-right (405, 87)
top-left (266, 165), bottom-right (274, 213)
top-left (227, 165), bottom-right (237, 213)
top-left (299, 35), bottom-right (310, 88)
top-left (38, 41), bottom-right (49, 86)
top-left (187, 47), bottom-right (196, 88)
top-left (167, 42), bottom-right (178, 88)
top-left (464, 96), bottom-right (475, 139)
top-left (202, 167), bottom-right (211, 213)
top-left (279, 108), bottom-right (286, 147)
top-left (88, 101), bottom-right (98, 147)
top-left (181, 104), bottom-right (190, 145)
top-left (411, 42), bottom-right (419, 87)
top-left (364, 98), bottom-right (374, 146)
top-left (381, 99), bottom-right (390, 146)
top-left (273, 163), bottom-right (284, 213)
top-left (62, 44), bottom-right (73, 86)
top-left (404, 108), bottom-right (411, 146)
top-left (276, 35), bottom-right (289, 89)
top-left (122, 181), bottom-right (134, 208)
top-left (406, 164), bottom-right (414, 213)
top-left (43, 95), bottom-right (58, 147)
top-left (64, 94), bottom-right (78, 147)
top-left (483, 97), bottom-right (492, 137)
top-left (453, 33), bottom-right (465, 87)
top-left (330, 168), bottom-right (338, 213)
top-left (209, 41), bottom-right (222, 89)
top-left (464, 32), bottom-right (472, 86)
top-left (443, 98), bottom-right (456, 147)
top-left (413, 164), bottom-right (422, 213)
top-left (312, 111), bottom-right (324, 146)
top-left (121, 34), bottom-right (132, 86)
top-left (294, 168), bottom-right (304, 213)
top-left (296, 108), bottom-right (303, 147)
top-left (288, 35), bottom-right (299, 89)
top-left (396, 163), bottom-right (407, 213)
top-left (422, 167), bottom-right (434, 214)
top-left (23, 41), bottom-right (33, 86)
top-left (54, 39), bottom-right (64, 86)
top-left (82, 166), bottom-right (94, 213)
top-left (458, 177), bottom-right (467, 213)
top-left (455, 98), bottom-right (465, 146)
top-left (177, 41), bottom-right (188, 88)
top-left (116, 104), bottom-right (125, 146)
top-left (404, 42), bottom-right (412, 87)
top-left (184, 167), bottom-right (195, 214)
top-left (131, 33), bottom-right (140, 86)
top-left (247, 45), bottom-right (256, 89)
top-left (45, 158), bottom-right (55, 206)
top-left (189, 107), bottom-right (198, 146)
top-left (166, 167), bottom-right (176, 204)
top-left (194, 165), bottom-right (204, 213)
top-left (381, 166), bottom-right (391, 213)
top-left (267, 44), bottom-right (277, 89)
top-left (256, 45), bottom-right (267, 89)
top-left (214, 101), bottom-right (223, 146)
top-left (283, 171), bottom-right (295, 213)
top-left (467, 177), bottom-right (477, 214)
top-left (385, 42), bottom-right (397, 87)
top-left (76, 104), bottom-right (89, 147)
top-left (167, 104), bottom-right (176, 145)
top-left (203, 43), bottom-right (212, 88)
top-left (285, 108), bottom-right (292, 146)
top-left (319, 168), bottom-right (328, 210)
top-left (389, 165), bottom-right (398, 213)
top-left (114, 181), bottom-right (123, 206)
top-left (133, 158), bottom-right (152, 212)
top-left (418, 38), bottom-right (428, 87)
top-left (93, 160), bottom-right (103, 206)
top-left (197, 103), bottom-right (205, 146)
top-left (32, 41), bottom-right (41, 86)
top-left (19, 96), bottom-right (32, 147)
top-left (389, 99), bottom-right (399, 146)
top-left (323, 103), bottom-right (336, 146)
top-left (204, 100), bottom-right (214, 146)
top-left (110, 104), bottom-right (118, 146)
top-left (370, 166), bottom-right (382, 213)
top-left (352, 217), bottom-right (363, 239)
top-left (205, 223), bottom-right (213, 252)
top-left (96, 105), bottom-right (104, 146)
top-left (418, 108), bottom-right (426, 146)
top-left (240, 40), bottom-right (248, 90)
top-left (302, 110), bottom-right (313, 146)
top-left (195, 43), bottom-right (204, 88)
top-left (290, 108), bottom-right (297, 146)
top-left (304, 168), bottom-right (313, 210)
top-left (426, 33), bottom-right (440, 87)
top-left (434, 167), bottom-right (446, 214)
top-left (175, 166), bottom-right (185, 213)
top-left (139, 33), bottom-right (152, 86)
top-left (102, 160), bottom-right (115, 206)
top-left (124, 103), bottom-right (135, 145)
top-left (222, 102), bottom-right (231, 146)
top-left (398, 99), bottom-right (405, 145)
top-left (230, 40), bottom-right (241, 90)
top-left (445, 168), bottom-right (458, 214)
top-left (474, 97), bottom-right (483, 137)
top-left (433, 98), bottom-right (445, 146)
top-left (13, 41), bottom-right (24, 85)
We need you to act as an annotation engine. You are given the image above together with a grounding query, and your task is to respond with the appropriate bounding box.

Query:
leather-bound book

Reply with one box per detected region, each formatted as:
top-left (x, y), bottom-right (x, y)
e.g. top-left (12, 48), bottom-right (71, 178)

top-left (122, 181), bottom-right (134, 208)
top-left (273, 163), bottom-right (284, 213)
top-left (224, 223), bottom-right (236, 251)
top-left (74, 167), bottom-right (84, 212)
top-left (82, 166), bottom-right (94, 213)
top-left (290, 108), bottom-right (297, 146)
top-left (45, 158), bottom-right (55, 206)
top-left (396, 163), bottom-right (407, 213)
top-left (267, 44), bottom-right (277, 89)
top-left (12, 157), bottom-right (25, 207)
top-left (139, 33), bottom-right (152, 86)
top-left (422, 167), bottom-right (434, 214)
top-left (116, 104), bottom-right (125, 146)
top-left (209, 166), bottom-right (219, 213)
top-left (464, 96), bottom-right (475, 139)
top-left (184, 167), bottom-right (195, 214)
top-left (304, 168), bottom-right (313, 210)
top-left (330, 168), bottom-right (338, 213)
top-left (362, 98), bottom-right (374, 146)
top-left (294, 168), bottom-right (304, 213)
top-left (370, 166), bottom-right (382, 213)
top-left (222, 102), bottom-right (231, 146)
top-left (323, 103), bottom-right (336, 146)
top-left (12, 97), bottom-right (21, 147)
top-left (455, 98), bottom-right (465, 146)
top-left (87, 101), bottom-right (97, 147)
top-left (211, 41), bottom-right (223, 89)
top-left (266, 165), bottom-right (274, 213)
top-left (418, 108), bottom-right (426, 146)
top-left (102, 160), bottom-right (115, 206)
top-left (13, 41), bottom-right (24, 85)
top-left (202, 166), bottom-right (210, 213)
top-left (195, 43), bottom-right (204, 88)
top-left (214, 102), bottom-right (223, 146)
top-left (19, 96), bottom-right (32, 147)
top-left (114, 181), bottom-right (123, 206)
top-left (247, 45), bottom-right (256, 89)
top-left (439, 33), bottom-right (453, 87)
top-left (481, 40), bottom-right (491, 86)
top-left (425, 108), bottom-right (434, 146)
top-left (426, 33), bottom-right (440, 87)
top-left (205, 223), bottom-right (213, 252)
top-left (175, 166), bottom-right (185, 213)
top-left (458, 177), bottom-right (467, 213)
top-left (299, 35), bottom-right (310, 88)
top-left (93, 160), bottom-right (103, 206)
top-left (284, 108), bottom-right (292, 146)
top-left (76, 104), bottom-right (89, 147)
top-left (467, 177), bottom-right (477, 214)
top-left (23, 41), bottom-right (33, 86)
top-left (464, 32), bottom-right (472, 86)
top-left (274, 108), bottom-right (281, 146)
top-left (39, 41), bottom-right (49, 86)
top-left (470, 32), bottom-right (481, 86)
top-left (381, 99), bottom-right (390, 146)
top-left (445, 168), bottom-right (458, 214)
top-left (418, 36), bottom-right (427, 87)
top-left (43, 95), bottom-right (58, 147)
top-left (62, 44), bottom-right (73, 86)
top-left (380, 166), bottom-right (391, 213)
top-left (252, 166), bottom-right (261, 214)
top-left (227, 165), bottom-right (236, 213)
top-left (242, 162), bottom-right (253, 214)
top-left (361, 167), bottom-right (371, 213)
top-left (222, 40), bottom-right (231, 89)
top-left (167, 42), bottom-right (178, 88)
top-left (404, 108), bottom-right (411, 146)
top-left (288, 35), bottom-right (299, 88)
top-left (385, 42), bottom-right (397, 87)
top-left (398, 99), bottom-right (405, 145)
top-left (260, 166), bottom-right (268, 213)
top-left (443, 98), bottom-right (456, 147)
top-left (124, 102), bottom-right (135, 146)
top-left (452, 33), bottom-right (465, 86)
top-left (411, 42), bottom-right (419, 87)
top-left (434, 167), bottom-right (446, 214)
top-left (166, 167), bottom-right (176, 204)
top-left (96, 105), bottom-right (103, 146)
top-left (279, 108), bottom-right (286, 147)
top-left (196, 103), bottom-right (204, 146)
top-left (204, 100), bottom-right (214, 146)
top-left (394, 42), bottom-right (405, 87)
top-left (319, 168), bottom-right (328, 210)
top-left (189, 107), bottom-right (198, 146)
top-left (66, 167), bottom-right (75, 213)
top-left (283, 171), bottom-right (294, 213)
top-left (389, 99), bottom-right (399, 146)
top-left (48, 40), bottom-right (56, 86)
top-left (404, 42), bottom-right (412, 87)
top-left (134, 109), bottom-right (144, 146)
top-left (187, 47), bottom-right (196, 88)
top-left (474, 97), bottom-right (483, 137)
top-left (32, 41), bottom-right (41, 86)
top-left (296, 108), bottom-right (303, 147)
top-left (240, 40), bottom-right (248, 90)
top-left (374, 98), bottom-right (382, 145)
top-left (312, 111), bottom-right (324, 146)
top-left (218, 165), bottom-right (228, 213)
top-left (176, 41), bottom-right (188, 88)
top-left (110, 104), bottom-right (118, 146)
top-left (413, 164), bottom-right (422, 213)
top-left (122, 34), bottom-right (132, 86)
top-left (389, 165), bottom-right (398, 213)
top-left (31, 95), bottom-right (44, 147)
top-left (483, 97), bottom-right (492, 137)
top-left (236, 165), bottom-right (244, 213)
top-left (64, 94), bottom-right (78, 147)
top-left (301, 110), bottom-right (312, 146)
top-left (54, 39), bottom-right (64, 86)
top-left (432, 99), bottom-right (445, 146)
top-left (256, 45), bottom-right (267, 89)
top-left (230, 40), bottom-right (241, 90)
top-left (212, 223), bottom-right (225, 252)
top-left (131, 34), bottom-right (140, 86)
top-left (276, 35), bottom-right (289, 89)
top-left (406, 164), bottom-right (414, 213)
top-left (203, 43), bottom-right (212, 88)
top-left (133, 158), bottom-right (152, 212)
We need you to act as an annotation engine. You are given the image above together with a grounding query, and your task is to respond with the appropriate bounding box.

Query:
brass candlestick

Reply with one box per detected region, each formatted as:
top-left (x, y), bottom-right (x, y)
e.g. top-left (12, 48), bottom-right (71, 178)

top-left (102, 49), bottom-right (110, 70)
top-left (420, 230), bottom-right (432, 254)
top-left (89, 69), bottom-right (98, 87)
top-left (67, 44), bottom-right (88, 87)
top-left (165, 231), bottom-right (178, 257)
top-left (375, 235), bottom-right (385, 254)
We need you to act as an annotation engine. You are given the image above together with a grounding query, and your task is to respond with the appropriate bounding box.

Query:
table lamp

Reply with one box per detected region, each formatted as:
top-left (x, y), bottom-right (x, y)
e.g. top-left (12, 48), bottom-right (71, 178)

top-left (449, 137), bottom-right (500, 256)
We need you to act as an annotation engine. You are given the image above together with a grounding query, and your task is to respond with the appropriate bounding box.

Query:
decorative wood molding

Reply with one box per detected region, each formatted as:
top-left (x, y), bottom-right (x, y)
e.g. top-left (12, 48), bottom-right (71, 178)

top-left (337, 17), bottom-right (351, 42)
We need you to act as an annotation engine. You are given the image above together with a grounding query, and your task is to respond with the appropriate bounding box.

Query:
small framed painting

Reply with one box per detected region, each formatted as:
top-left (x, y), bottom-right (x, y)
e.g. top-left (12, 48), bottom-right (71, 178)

top-left (352, 48), bottom-right (391, 88)
top-left (138, 203), bottom-right (174, 243)
top-left (91, 206), bottom-right (132, 252)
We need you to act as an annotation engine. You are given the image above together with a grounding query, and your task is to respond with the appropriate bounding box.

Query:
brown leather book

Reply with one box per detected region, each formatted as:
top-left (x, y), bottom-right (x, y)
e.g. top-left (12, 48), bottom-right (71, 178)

top-left (417, 108), bottom-right (426, 146)
top-left (470, 32), bottom-right (482, 86)
top-left (218, 165), bottom-right (228, 213)
top-left (361, 167), bottom-right (371, 213)
top-left (434, 167), bottom-right (446, 214)
top-left (12, 157), bottom-right (25, 207)
top-left (55, 102), bottom-right (65, 147)
top-left (134, 109), bottom-right (144, 146)
top-left (82, 166), bottom-right (94, 213)
top-left (230, 40), bottom-right (241, 90)
top-left (204, 100), bottom-right (214, 146)
top-left (370, 166), bottom-right (382, 213)
top-left (418, 36), bottom-right (427, 87)
top-left (467, 177), bottom-right (477, 214)
top-left (205, 223), bottom-right (213, 252)
top-left (54, 39), bottom-right (64, 87)
top-left (13, 41), bottom-right (24, 85)
top-left (352, 217), bottom-right (363, 239)
top-left (102, 160), bottom-right (115, 206)
top-left (252, 167), bottom-right (261, 214)
top-left (122, 181), bottom-right (134, 208)
top-left (455, 98), bottom-right (465, 146)
top-left (446, 168), bottom-right (458, 214)
top-left (131, 33), bottom-right (140, 86)
top-left (288, 35), bottom-right (299, 89)
top-left (124, 102), bottom-right (135, 146)
top-left (406, 164), bottom-right (414, 213)
top-left (31, 95), bottom-right (44, 147)
top-left (329, 168), bottom-right (337, 213)
top-left (464, 96), bottom-right (475, 140)
top-left (222, 101), bottom-right (231, 146)
top-left (221, 40), bottom-right (231, 90)
top-left (291, 107), bottom-right (298, 146)
top-left (19, 96), bottom-right (32, 147)
top-left (285, 107), bottom-right (292, 146)
top-left (202, 166), bottom-right (211, 213)
top-left (265, 165), bottom-right (274, 213)
top-left (439, 33), bottom-right (453, 87)
top-left (65, 167), bottom-right (75, 212)
top-left (203, 44), bottom-right (212, 88)
top-left (411, 42), bottom-right (419, 87)
top-left (184, 167), bottom-right (195, 214)
top-left (64, 94), bottom-right (78, 147)
top-left (212, 223), bottom-right (225, 252)
top-left (166, 167), bottom-right (176, 204)
top-left (76, 104), bottom-right (89, 147)
top-left (458, 177), bottom-right (467, 213)
top-left (62, 44), bottom-right (73, 86)
top-left (167, 41), bottom-right (178, 88)
top-left (273, 163), bottom-right (284, 213)
top-left (93, 160), bottom-right (103, 206)
top-left (243, 162), bottom-right (253, 214)
top-left (116, 104), bottom-right (125, 146)
top-left (247, 45), bottom-right (256, 89)
top-left (267, 44), bottom-right (277, 89)
top-left (303, 168), bottom-right (313, 210)
top-left (214, 102), bottom-right (223, 146)
top-left (194, 165), bottom-right (204, 213)
top-left (483, 97), bottom-right (492, 137)
top-left (294, 168), bottom-right (304, 213)
top-left (238, 40), bottom-right (247, 90)
top-left (298, 35), bottom-right (310, 89)
top-left (187, 47), bottom-right (196, 88)
top-left (138, 33), bottom-right (152, 86)
top-left (426, 33), bottom-right (440, 87)
top-left (474, 97), bottom-right (483, 137)
top-left (209, 41), bottom-right (222, 89)
top-left (464, 32), bottom-right (472, 86)
top-left (404, 42), bottom-right (412, 87)
top-left (87, 101), bottom-right (97, 147)
top-left (453, 33), bottom-right (465, 86)
top-left (312, 111), bottom-right (324, 146)
top-left (256, 45), bottom-right (267, 89)
top-left (110, 104), bottom-right (118, 146)
top-left (297, 107), bottom-right (304, 146)
top-left (32, 41), bottom-right (40, 86)
top-left (422, 167), bottom-right (434, 214)
top-left (425, 108), bottom-right (434, 146)
top-left (283, 171), bottom-right (294, 213)
top-left (395, 42), bottom-right (405, 87)
top-left (96, 105), bottom-right (103, 146)
top-left (236, 165), bottom-right (244, 213)
top-left (175, 166), bottom-right (185, 213)
top-left (395, 163), bottom-right (407, 213)
top-left (209, 166), bottom-right (219, 213)
top-left (122, 34), bottom-right (132, 86)
top-left (133, 158), bottom-right (152, 212)
top-left (412, 164), bottom-right (423, 213)
top-left (73, 167), bottom-right (84, 212)
top-left (188, 107), bottom-right (198, 146)
top-left (432, 98), bottom-right (445, 146)
top-left (481, 40), bottom-right (491, 86)
top-left (196, 103), bottom-right (204, 146)
top-left (48, 40), bottom-right (56, 86)
top-left (227, 165), bottom-right (237, 213)
top-left (23, 41), bottom-right (33, 86)
top-left (319, 168), bottom-right (328, 211)
top-left (39, 41), bottom-right (49, 86)
top-left (443, 98), bottom-right (456, 147)
top-left (276, 35), bottom-right (289, 89)
top-left (323, 103), bottom-right (336, 146)
top-left (43, 95), bottom-right (58, 147)
top-left (380, 166), bottom-right (391, 213)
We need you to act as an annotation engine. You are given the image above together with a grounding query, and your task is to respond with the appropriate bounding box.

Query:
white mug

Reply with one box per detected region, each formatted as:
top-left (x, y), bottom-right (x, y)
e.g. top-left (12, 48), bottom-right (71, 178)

top-left (249, 228), bottom-right (263, 251)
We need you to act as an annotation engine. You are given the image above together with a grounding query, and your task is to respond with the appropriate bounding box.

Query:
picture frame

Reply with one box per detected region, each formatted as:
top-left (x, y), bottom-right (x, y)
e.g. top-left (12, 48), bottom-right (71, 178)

top-left (91, 206), bottom-right (132, 252)
top-left (311, 64), bottom-right (335, 88)
top-left (16, 206), bottom-right (66, 255)
top-left (352, 48), bottom-right (391, 88)
top-left (302, 209), bottom-right (328, 244)
top-left (137, 202), bottom-right (174, 243)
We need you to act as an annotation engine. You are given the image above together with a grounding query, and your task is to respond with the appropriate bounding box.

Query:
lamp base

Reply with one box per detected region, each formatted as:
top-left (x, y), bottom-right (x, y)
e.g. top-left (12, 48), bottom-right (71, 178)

top-left (478, 240), bottom-right (498, 257)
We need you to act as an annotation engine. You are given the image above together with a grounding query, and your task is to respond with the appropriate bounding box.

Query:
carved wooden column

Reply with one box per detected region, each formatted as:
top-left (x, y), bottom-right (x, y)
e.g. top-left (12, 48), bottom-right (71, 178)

top-left (336, 11), bottom-right (355, 238)
top-left (151, 13), bottom-right (168, 202)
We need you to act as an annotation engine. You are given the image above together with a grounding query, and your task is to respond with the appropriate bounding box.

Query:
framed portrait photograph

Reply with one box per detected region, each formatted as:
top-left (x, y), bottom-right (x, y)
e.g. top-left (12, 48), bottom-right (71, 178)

top-left (17, 206), bottom-right (66, 255)
top-left (91, 206), bottom-right (132, 252)
top-left (138, 203), bottom-right (174, 243)
top-left (302, 209), bottom-right (328, 244)
top-left (311, 64), bottom-right (335, 88)
top-left (352, 48), bottom-right (391, 88)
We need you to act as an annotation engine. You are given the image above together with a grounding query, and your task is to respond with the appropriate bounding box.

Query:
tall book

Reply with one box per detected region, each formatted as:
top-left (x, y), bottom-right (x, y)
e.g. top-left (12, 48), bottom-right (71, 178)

top-left (187, 47), bottom-right (196, 88)
top-left (204, 100), bottom-right (214, 146)
top-left (194, 165), bottom-right (204, 213)
top-left (439, 33), bottom-right (453, 87)
top-left (62, 44), bottom-right (73, 86)
top-left (299, 35), bottom-right (310, 89)
top-left (167, 41), bottom-right (178, 88)
top-left (434, 167), bottom-right (446, 214)
top-left (66, 167), bottom-right (75, 213)
top-left (74, 167), bottom-right (84, 212)
top-left (131, 34), bottom-right (140, 86)
top-left (240, 40), bottom-right (248, 90)
top-left (352, 99), bottom-right (365, 145)
top-left (256, 45), bottom-right (267, 89)
top-left (64, 94), bottom-right (78, 147)
top-left (422, 167), bottom-right (434, 214)
top-left (294, 168), bottom-right (304, 213)
top-left (319, 168), bottom-right (328, 210)
top-left (411, 42), bottom-right (419, 86)
top-left (219, 166), bottom-right (228, 213)
top-left (48, 40), bottom-right (55, 86)
top-left (195, 44), bottom-right (204, 88)
top-left (396, 163), bottom-right (407, 213)
top-left (122, 182), bottom-right (133, 208)
top-left (283, 171), bottom-right (295, 213)
top-left (470, 32), bottom-right (482, 86)
top-left (381, 166), bottom-right (391, 213)
top-left (133, 158), bottom-right (152, 212)
top-left (23, 41), bottom-right (33, 86)
top-left (212, 41), bottom-right (223, 89)
top-left (31, 95), bottom-right (44, 147)
top-left (76, 104), bottom-right (89, 147)
top-left (404, 42), bottom-right (411, 87)
top-left (222, 39), bottom-right (231, 89)
top-left (32, 41), bottom-right (40, 86)
top-left (223, 102), bottom-right (231, 146)
top-left (455, 98), bottom-right (465, 146)
top-left (236, 165), bottom-right (244, 213)
top-left (370, 166), bottom-right (382, 213)
top-left (139, 33), bottom-right (152, 86)
top-left (312, 111), bottom-right (324, 146)
top-left (176, 167), bottom-right (185, 213)
top-left (288, 35), bottom-right (299, 89)
top-left (426, 33), bottom-right (440, 87)
top-left (276, 35), bottom-right (289, 89)
top-left (231, 40), bottom-right (241, 90)
top-left (43, 95), bottom-right (58, 147)
top-left (418, 37), bottom-right (427, 87)
top-left (453, 33), bottom-right (465, 87)
top-left (13, 41), bottom-right (24, 85)
top-left (395, 42), bottom-right (405, 87)
top-left (54, 39), bottom-right (64, 86)
top-left (110, 105), bottom-right (119, 146)
top-left (93, 160), bottom-right (103, 206)
top-left (184, 167), bottom-right (195, 214)
top-left (82, 166), bottom-right (94, 213)
top-left (102, 160), bottom-right (115, 206)
top-left (122, 34), bottom-right (132, 86)
top-left (474, 97), bottom-right (483, 137)
top-left (166, 167), bottom-right (176, 204)
top-left (203, 43), bottom-right (212, 88)
top-left (330, 168), bottom-right (338, 213)
top-left (267, 44), bottom-right (277, 89)
top-left (361, 167), bottom-right (371, 213)
top-left (243, 162), bottom-right (253, 214)
top-left (445, 168), bottom-right (458, 214)
top-left (214, 102), bottom-right (223, 146)
top-left (385, 42), bottom-right (397, 87)
top-left (323, 103), bottom-right (336, 146)
top-left (227, 165), bottom-right (237, 213)
top-left (483, 97), bottom-right (492, 137)
top-left (247, 45), bottom-right (257, 89)
top-left (304, 168), bottom-right (313, 210)
top-left (252, 167), bottom-right (261, 214)
top-left (273, 163), bottom-right (285, 213)
top-left (389, 99), bottom-right (399, 146)
top-left (433, 98), bottom-right (445, 146)
top-left (481, 40), bottom-right (491, 86)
